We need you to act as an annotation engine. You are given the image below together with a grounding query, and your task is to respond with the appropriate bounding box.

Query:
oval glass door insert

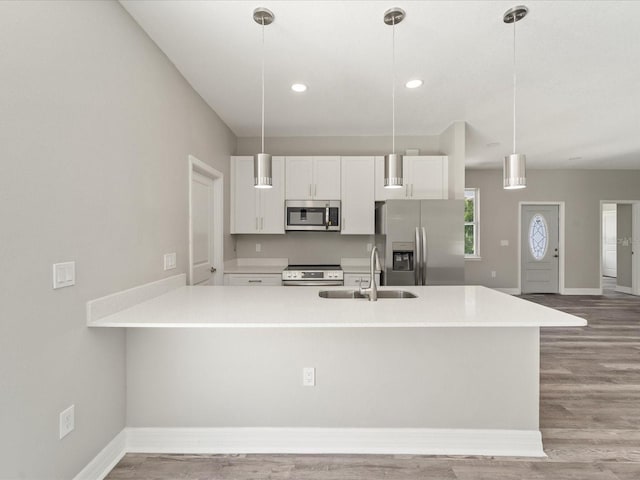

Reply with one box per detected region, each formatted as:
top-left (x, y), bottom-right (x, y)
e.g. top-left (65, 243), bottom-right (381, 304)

top-left (529, 214), bottom-right (548, 260)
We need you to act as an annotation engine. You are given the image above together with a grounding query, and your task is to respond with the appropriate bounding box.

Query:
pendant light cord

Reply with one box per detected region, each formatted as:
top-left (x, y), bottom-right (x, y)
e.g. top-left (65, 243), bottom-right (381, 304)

top-left (512, 17), bottom-right (517, 154)
top-left (261, 17), bottom-right (265, 154)
top-left (392, 16), bottom-right (396, 154)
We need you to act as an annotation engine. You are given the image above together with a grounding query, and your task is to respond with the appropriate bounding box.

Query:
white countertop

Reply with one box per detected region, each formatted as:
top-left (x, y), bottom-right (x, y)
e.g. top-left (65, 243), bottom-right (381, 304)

top-left (88, 285), bottom-right (587, 329)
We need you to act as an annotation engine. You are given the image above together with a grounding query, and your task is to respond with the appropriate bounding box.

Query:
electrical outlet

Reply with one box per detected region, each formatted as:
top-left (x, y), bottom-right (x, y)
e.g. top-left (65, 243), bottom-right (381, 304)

top-left (500, 240), bottom-right (509, 246)
top-left (367, 243), bottom-right (373, 252)
top-left (256, 243), bottom-right (262, 252)
top-left (59, 405), bottom-right (75, 439)
top-left (491, 271), bottom-right (497, 278)
top-left (303, 367), bottom-right (315, 387)
top-left (163, 253), bottom-right (176, 270)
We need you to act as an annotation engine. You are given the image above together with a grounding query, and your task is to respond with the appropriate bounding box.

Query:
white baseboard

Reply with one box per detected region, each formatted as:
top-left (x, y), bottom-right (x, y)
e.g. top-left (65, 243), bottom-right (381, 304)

top-left (125, 427), bottom-right (545, 458)
top-left (563, 288), bottom-right (602, 295)
top-left (86, 273), bottom-right (186, 323)
top-left (72, 430), bottom-right (127, 480)
top-left (493, 288), bottom-right (521, 295)
top-left (615, 285), bottom-right (632, 294)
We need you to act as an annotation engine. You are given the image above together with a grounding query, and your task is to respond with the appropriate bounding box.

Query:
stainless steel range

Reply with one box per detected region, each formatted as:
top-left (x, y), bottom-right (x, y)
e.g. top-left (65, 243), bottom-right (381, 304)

top-left (282, 265), bottom-right (344, 286)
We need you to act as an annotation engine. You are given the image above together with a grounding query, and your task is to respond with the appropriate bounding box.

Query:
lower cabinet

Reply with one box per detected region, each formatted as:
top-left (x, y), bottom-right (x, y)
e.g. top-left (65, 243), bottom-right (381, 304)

top-left (343, 273), bottom-right (381, 288)
top-left (223, 274), bottom-right (282, 286)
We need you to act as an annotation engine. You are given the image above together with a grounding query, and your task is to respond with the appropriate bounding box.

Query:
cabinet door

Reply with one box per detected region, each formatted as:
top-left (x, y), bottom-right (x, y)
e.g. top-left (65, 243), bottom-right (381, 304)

top-left (285, 156), bottom-right (313, 200)
top-left (374, 156), bottom-right (409, 201)
top-left (341, 156), bottom-right (374, 235)
top-left (259, 156), bottom-right (285, 234)
top-left (408, 156), bottom-right (448, 199)
top-left (231, 156), bottom-right (259, 234)
top-left (313, 156), bottom-right (341, 200)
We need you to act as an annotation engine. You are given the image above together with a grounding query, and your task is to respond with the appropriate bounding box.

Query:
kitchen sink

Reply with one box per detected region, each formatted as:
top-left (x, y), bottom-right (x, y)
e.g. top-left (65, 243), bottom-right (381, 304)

top-left (318, 290), bottom-right (417, 299)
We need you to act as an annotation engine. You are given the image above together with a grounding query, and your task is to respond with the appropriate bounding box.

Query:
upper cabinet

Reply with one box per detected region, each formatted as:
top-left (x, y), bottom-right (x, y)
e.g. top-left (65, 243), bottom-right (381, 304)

top-left (285, 156), bottom-right (341, 200)
top-left (231, 156), bottom-right (285, 234)
top-left (375, 155), bottom-right (448, 201)
top-left (341, 156), bottom-right (375, 235)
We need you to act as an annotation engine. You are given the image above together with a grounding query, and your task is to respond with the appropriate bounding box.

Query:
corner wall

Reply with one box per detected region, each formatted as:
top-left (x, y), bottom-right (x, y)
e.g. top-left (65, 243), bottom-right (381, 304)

top-left (0, 2), bottom-right (235, 478)
top-left (465, 169), bottom-right (640, 290)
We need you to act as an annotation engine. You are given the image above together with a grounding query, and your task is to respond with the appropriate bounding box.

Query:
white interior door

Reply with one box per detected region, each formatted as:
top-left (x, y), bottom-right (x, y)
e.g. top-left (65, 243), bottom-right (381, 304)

top-left (633, 203), bottom-right (640, 295)
top-left (191, 172), bottom-right (215, 285)
top-left (602, 207), bottom-right (617, 278)
top-left (521, 205), bottom-right (559, 294)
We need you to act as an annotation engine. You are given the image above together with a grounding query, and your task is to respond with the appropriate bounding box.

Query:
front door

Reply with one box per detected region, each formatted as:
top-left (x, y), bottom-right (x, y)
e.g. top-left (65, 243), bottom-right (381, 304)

top-left (521, 205), bottom-right (559, 294)
top-left (191, 172), bottom-right (215, 285)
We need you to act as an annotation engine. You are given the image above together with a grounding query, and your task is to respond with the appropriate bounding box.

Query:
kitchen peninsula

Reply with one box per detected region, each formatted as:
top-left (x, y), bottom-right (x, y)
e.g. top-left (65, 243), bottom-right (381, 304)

top-left (88, 283), bottom-right (586, 457)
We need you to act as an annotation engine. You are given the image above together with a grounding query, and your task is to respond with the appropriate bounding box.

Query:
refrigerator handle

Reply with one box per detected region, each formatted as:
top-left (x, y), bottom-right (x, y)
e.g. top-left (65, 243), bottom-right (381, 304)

top-left (415, 227), bottom-right (421, 285)
top-left (422, 227), bottom-right (428, 285)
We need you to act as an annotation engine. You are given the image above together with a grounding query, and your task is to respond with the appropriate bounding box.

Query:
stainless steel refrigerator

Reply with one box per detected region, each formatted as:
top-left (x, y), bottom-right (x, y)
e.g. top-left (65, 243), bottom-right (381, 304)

top-left (375, 200), bottom-right (465, 286)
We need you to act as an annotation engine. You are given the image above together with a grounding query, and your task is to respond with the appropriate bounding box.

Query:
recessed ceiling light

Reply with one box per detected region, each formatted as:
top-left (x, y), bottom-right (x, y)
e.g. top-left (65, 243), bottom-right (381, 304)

top-left (291, 83), bottom-right (307, 93)
top-left (405, 79), bottom-right (423, 89)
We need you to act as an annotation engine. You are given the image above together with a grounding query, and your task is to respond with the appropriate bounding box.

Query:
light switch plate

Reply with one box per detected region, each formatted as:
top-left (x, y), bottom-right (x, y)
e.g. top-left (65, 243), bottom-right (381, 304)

top-left (163, 253), bottom-right (176, 270)
top-left (53, 262), bottom-right (75, 289)
top-left (500, 240), bottom-right (509, 246)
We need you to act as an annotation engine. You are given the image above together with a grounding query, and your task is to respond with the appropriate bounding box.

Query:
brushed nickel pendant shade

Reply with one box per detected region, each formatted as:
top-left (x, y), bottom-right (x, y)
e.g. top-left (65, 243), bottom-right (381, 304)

top-left (503, 5), bottom-right (528, 190)
top-left (383, 8), bottom-right (405, 189)
top-left (253, 7), bottom-right (274, 189)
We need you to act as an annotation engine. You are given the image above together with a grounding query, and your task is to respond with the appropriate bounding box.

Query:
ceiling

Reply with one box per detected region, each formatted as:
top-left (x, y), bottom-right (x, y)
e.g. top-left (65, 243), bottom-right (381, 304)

top-left (120, 1), bottom-right (640, 169)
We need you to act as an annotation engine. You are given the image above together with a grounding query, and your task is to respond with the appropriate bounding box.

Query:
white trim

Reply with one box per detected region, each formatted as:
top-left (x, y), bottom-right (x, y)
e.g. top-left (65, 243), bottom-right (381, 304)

top-left (493, 287), bottom-right (520, 295)
top-left (518, 202), bottom-right (565, 294)
top-left (86, 274), bottom-right (185, 324)
top-left (188, 155), bottom-right (224, 286)
top-left (616, 285), bottom-right (633, 294)
top-left (72, 430), bottom-right (127, 480)
top-left (125, 427), bottom-right (545, 458)
top-left (563, 288), bottom-right (602, 295)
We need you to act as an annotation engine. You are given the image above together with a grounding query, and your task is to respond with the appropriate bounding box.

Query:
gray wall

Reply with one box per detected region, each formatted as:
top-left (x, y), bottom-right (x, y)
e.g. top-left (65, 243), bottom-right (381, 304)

top-left (235, 233), bottom-right (374, 265)
top-left (465, 170), bottom-right (640, 289)
top-left (0, 2), bottom-right (235, 478)
top-left (236, 135), bottom-right (441, 157)
top-left (617, 204), bottom-right (633, 288)
top-left (127, 328), bottom-right (539, 430)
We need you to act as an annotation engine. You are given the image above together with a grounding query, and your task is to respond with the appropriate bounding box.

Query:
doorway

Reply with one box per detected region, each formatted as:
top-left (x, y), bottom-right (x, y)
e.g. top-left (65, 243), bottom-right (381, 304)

top-left (601, 203), bottom-right (617, 293)
top-left (600, 201), bottom-right (640, 296)
top-left (188, 155), bottom-right (224, 285)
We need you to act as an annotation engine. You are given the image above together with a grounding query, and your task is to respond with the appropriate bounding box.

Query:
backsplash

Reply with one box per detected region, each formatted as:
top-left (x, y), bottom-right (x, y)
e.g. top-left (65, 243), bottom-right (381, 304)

top-left (234, 232), bottom-right (374, 265)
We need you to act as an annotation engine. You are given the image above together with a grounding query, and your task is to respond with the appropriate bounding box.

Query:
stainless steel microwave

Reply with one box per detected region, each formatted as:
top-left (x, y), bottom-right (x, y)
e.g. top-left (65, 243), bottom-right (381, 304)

top-left (285, 200), bottom-right (341, 231)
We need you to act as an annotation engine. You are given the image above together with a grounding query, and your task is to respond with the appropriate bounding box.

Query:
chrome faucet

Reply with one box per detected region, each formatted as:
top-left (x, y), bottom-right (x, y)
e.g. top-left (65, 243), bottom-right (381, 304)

top-left (360, 246), bottom-right (381, 301)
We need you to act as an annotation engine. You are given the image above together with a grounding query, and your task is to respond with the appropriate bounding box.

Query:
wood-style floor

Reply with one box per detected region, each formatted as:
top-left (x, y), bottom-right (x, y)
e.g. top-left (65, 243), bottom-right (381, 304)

top-left (106, 287), bottom-right (640, 479)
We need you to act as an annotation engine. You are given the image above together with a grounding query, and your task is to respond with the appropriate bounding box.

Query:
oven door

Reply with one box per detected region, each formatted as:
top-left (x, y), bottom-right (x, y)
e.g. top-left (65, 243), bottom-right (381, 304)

top-left (285, 200), bottom-right (340, 231)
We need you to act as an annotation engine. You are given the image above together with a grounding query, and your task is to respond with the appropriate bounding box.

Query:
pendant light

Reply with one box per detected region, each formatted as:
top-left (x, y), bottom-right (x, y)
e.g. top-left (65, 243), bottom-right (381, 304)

top-left (383, 8), bottom-right (405, 189)
top-left (503, 5), bottom-right (528, 190)
top-left (253, 8), bottom-right (274, 189)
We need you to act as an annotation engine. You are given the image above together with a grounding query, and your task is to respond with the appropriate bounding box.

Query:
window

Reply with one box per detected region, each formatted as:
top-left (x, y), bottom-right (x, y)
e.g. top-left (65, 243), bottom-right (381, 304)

top-left (464, 188), bottom-right (479, 258)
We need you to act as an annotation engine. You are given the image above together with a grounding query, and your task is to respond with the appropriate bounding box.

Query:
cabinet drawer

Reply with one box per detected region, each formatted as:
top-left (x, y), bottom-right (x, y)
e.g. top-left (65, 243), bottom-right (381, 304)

top-left (224, 274), bottom-right (282, 286)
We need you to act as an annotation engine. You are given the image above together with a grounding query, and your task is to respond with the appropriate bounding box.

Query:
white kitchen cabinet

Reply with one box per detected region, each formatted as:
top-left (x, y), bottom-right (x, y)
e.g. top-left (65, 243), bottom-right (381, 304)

top-left (231, 156), bottom-right (285, 234)
top-left (343, 273), bottom-right (380, 288)
top-left (285, 156), bottom-right (341, 200)
top-left (341, 156), bottom-right (374, 235)
top-left (223, 274), bottom-right (282, 286)
top-left (375, 155), bottom-right (448, 200)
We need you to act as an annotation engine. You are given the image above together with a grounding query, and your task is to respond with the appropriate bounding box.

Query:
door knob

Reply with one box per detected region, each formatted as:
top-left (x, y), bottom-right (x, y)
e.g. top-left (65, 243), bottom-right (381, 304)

top-left (210, 267), bottom-right (217, 273)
